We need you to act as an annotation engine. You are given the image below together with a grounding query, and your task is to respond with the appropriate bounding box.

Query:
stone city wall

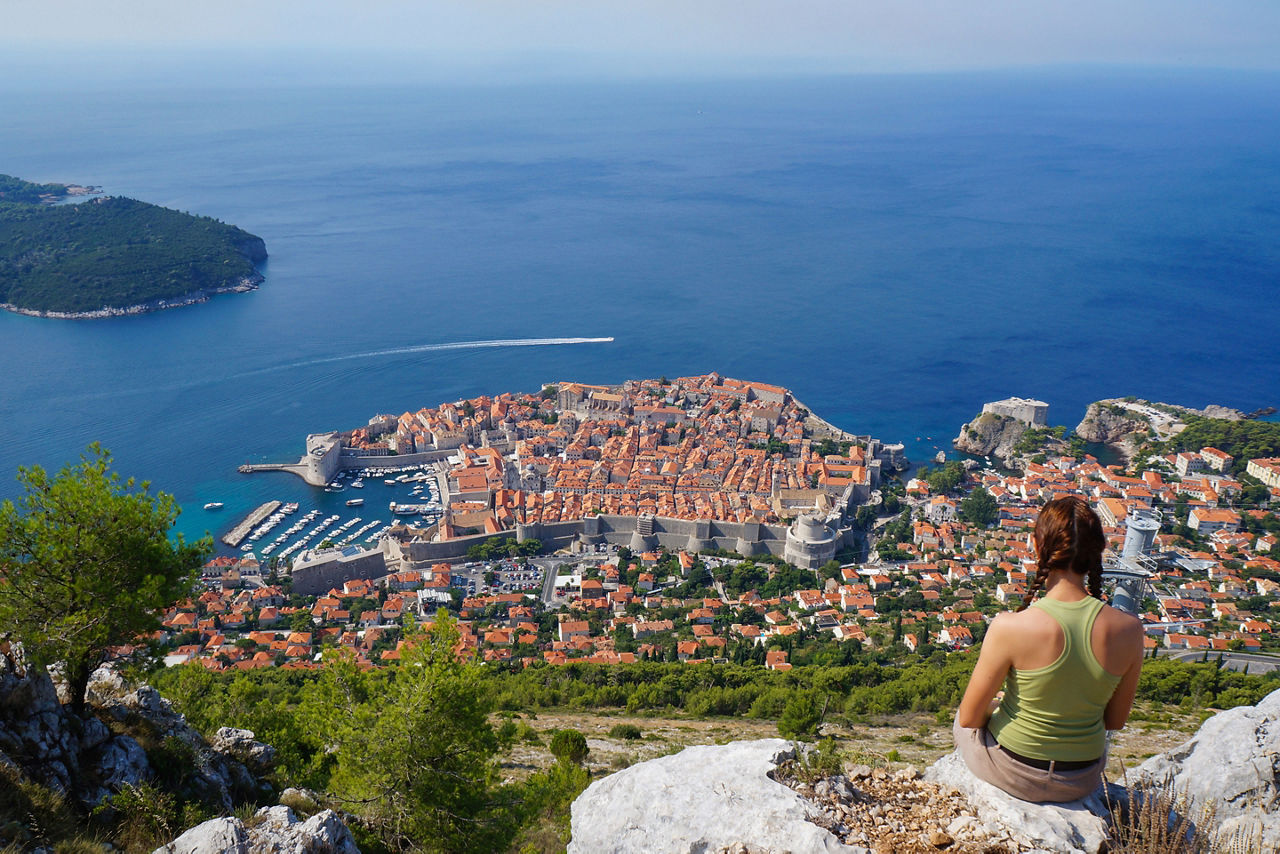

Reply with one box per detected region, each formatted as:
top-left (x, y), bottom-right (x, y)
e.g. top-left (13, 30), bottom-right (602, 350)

top-left (297, 512), bottom-right (857, 584)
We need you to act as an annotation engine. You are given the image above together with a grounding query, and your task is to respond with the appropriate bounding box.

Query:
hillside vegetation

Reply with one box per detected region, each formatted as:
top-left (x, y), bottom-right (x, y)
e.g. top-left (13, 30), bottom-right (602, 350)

top-left (0, 174), bottom-right (266, 314)
top-left (1153, 415), bottom-right (1280, 474)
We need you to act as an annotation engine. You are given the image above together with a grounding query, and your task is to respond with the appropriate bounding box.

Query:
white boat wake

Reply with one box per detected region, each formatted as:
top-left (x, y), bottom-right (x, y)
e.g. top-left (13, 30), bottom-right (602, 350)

top-left (290, 336), bottom-right (615, 369)
top-left (57, 337), bottom-right (615, 402)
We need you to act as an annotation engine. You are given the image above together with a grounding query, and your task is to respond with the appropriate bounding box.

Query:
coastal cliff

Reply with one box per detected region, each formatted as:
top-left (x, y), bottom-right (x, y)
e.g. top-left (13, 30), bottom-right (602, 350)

top-left (1074, 398), bottom-right (1248, 463)
top-left (952, 412), bottom-right (1028, 463)
top-left (952, 412), bottom-right (1066, 468)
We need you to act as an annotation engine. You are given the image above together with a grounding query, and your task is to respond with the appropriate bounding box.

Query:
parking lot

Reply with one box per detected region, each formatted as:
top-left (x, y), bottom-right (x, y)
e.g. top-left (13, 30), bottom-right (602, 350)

top-left (447, 546), bottom-right (620, 606)
top-left (450, 559), bottom-right (545, 599)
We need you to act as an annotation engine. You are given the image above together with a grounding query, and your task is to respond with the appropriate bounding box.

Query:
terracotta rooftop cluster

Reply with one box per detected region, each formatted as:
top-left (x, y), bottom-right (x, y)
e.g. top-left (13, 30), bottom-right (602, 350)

top-left (357, 374), bottom-right (872, 537)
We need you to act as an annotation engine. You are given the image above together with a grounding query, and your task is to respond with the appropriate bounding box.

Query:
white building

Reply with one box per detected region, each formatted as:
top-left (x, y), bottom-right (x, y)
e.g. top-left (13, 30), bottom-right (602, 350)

top-left (1246, 457), bottom-right (1280, 489)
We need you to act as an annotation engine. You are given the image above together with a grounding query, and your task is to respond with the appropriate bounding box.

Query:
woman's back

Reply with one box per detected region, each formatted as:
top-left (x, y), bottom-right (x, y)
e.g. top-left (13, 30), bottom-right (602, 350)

top-left (988, 596), bottom-right (1123, 761)
top-left (994, 595), bottom-right (1139, 676)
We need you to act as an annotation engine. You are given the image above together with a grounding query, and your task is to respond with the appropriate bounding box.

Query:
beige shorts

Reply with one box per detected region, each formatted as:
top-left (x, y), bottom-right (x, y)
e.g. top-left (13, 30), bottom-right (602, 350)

top-left (952, 718), bottom-right (1105, 803)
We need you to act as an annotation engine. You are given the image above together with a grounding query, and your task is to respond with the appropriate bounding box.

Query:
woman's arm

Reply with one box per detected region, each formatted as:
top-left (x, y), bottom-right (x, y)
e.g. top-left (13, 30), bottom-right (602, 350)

top-left (1103, 614), bottom-right (1145, 730)
top-left (956, 615), bottom-right (1014, 728)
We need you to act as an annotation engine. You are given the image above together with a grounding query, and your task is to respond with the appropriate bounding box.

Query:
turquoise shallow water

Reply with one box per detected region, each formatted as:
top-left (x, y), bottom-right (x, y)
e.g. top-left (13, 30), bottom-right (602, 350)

top-left (1, 70), bottom-right (1277, 548)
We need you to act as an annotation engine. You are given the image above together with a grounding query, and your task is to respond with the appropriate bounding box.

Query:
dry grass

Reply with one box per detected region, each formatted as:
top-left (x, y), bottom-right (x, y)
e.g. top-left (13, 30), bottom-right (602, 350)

top-left (498, 701), bottom-right (1208, 784)
top-left (1105, 781), bottom-right (1209, 854)
top-left (0, 764), bottom-right (107, 853)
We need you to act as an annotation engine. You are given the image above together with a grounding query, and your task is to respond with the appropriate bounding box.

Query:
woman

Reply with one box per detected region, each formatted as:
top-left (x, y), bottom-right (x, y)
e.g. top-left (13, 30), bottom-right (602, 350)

top-left (954, 495), bottom-right (1144, 802)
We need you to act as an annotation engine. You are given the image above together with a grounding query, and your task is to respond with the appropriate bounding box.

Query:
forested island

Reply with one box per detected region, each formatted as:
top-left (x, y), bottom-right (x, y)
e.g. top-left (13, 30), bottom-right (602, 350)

top-left (0, 174), bottom-right (267, 317)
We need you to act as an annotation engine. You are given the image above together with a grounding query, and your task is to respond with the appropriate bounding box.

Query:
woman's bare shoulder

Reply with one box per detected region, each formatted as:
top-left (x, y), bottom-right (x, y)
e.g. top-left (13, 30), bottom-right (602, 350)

top-left (1098, 603), bottom-right (1143, 634)
top-left (991, 607), bottom-right (1059, 641)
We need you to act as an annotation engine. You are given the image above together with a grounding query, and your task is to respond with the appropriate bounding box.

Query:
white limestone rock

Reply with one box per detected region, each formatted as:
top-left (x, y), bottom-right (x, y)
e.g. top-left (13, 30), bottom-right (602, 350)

top-left (923, 751), bottom-right (1118, 854)
top-left (1133, 686), bottom-right (1280, 851)
top-left (248, 806), bottom-right (359, 854)
top-left (567, 738), bottom-right (866, 854)
top-left (154, 817), bottom-right (250, 854)
top-left (212, 726), bottom-right (278, 772)
top-left (153, 807), bottom-right (358, 854)
top-left (80, 715), bottom-right (111, 751)
top-left (86, 664), bottom-right (129, 706)
top-left (92, 734), bottom-right (151, 791)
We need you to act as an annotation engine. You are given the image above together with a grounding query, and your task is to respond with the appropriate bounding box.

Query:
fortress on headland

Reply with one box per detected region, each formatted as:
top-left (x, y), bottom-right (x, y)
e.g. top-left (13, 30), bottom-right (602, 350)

top-left (981, 396), bottom-right (1048, 427)
top-left (259, 374), bottom-right (907, 594)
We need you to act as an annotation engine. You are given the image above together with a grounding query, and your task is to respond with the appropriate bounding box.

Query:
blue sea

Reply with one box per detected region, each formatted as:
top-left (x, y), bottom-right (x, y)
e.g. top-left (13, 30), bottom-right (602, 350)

top-left (1, 68), bottom-right (1278, 547)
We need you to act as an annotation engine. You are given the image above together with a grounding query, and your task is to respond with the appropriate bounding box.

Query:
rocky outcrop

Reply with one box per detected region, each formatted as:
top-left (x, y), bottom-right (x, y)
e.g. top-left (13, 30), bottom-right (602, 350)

top-left (0, 646), bottom-right (77, 793)
top-left (93, 674), bottom-right (271, 810)
top-left (0, 648), bottom-right (270, 811)
top-left (923, 752), bottom-right (1118, 853)
top-left (567, 739), bottom-right (862, 853)
top-left (157, 817), bottom-right (249, 854)
top-left (1074, 398), bottom-right (1250, 463)
top-left (212, 727), bottom-right (278, 775)
top-left (154, 805), bottom-right (358, 854)
top-left (568, 689), bottom-right (1280, 853)
top-left (1132, 686), bottom-right (1280, 851)
top-left (567, 738), bottom-right (1124, 852)
top-left (1073, 401), bottom-right (1152, 458)
top-left (952, 412), bottom-right (1033, 466)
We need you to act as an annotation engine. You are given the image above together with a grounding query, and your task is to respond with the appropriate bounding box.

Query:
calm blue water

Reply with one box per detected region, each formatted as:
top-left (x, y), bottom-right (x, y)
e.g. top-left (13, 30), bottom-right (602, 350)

top-left (2, 70), bottom-right (1278, 546)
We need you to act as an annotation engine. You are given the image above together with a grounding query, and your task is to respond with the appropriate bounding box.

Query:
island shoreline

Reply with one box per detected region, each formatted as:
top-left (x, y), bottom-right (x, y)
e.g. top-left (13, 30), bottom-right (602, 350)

top-left (0, 274), bottom-right (263, 320)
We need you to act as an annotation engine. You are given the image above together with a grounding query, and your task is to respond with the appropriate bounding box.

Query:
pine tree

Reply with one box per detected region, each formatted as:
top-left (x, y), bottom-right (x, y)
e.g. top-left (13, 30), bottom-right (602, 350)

top-left (0, 445), bottom-right (208, 716)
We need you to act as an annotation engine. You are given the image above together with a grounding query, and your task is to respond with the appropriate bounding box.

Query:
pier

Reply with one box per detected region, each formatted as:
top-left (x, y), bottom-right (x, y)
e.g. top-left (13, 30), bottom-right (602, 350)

top-left (222, 500), bottom-right (282, 548)
top-left (239, 461), bottom-right (310, 479)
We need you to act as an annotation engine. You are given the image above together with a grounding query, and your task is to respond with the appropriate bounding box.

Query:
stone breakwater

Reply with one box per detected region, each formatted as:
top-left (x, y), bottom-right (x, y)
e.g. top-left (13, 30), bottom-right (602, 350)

top-left (0, 275), bottom-right (263, 320)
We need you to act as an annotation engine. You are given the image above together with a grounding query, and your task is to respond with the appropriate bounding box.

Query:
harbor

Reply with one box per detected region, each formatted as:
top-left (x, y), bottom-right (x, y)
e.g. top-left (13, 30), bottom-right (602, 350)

top-left (211, 463), bottom-right (444, 562)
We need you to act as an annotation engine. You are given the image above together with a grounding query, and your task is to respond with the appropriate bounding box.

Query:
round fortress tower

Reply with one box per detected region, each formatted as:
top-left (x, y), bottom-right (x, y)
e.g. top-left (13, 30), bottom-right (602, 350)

top-left (784, 514), bottom-right (838, 570)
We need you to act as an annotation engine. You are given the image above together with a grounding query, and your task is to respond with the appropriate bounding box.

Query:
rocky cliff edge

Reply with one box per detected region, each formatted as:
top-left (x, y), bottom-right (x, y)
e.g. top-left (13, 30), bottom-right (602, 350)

top-left (569, 688), bottom-right (1280, 853)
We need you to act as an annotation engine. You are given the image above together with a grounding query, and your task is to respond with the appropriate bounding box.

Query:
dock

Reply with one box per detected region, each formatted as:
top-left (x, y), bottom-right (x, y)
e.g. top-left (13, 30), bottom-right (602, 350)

top-left (222, 500), bottom-right (282, 548)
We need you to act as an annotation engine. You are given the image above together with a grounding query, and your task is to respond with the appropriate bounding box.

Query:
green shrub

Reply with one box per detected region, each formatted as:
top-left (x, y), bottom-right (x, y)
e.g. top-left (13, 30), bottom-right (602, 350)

top-left (777, 693), bottom-right (823, 740)
top-left (96, 783), bottom-right (184, 853)
top-left (608, 724), bottom-right (642, 740)
top-left (549, 730), bottom-right (589, 766)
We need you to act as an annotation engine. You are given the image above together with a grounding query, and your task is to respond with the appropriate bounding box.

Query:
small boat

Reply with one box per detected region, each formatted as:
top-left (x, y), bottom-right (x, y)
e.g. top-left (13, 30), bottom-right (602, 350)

top-left (283, 503), bottom-right (299, 514)
top-left (346, 498), bottom-right (365, 507)
top-left (351, 479), bottom-right (364, 489)
top-left (203, 502), bottom-right (224, 511)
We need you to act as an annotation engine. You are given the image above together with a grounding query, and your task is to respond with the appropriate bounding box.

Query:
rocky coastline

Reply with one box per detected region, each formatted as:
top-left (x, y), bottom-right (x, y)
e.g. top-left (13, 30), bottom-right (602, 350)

top-left (0, 273), bottom-right (263, 320)
top-left (1073, 397), bottom-right (1248, 463)
top-left (952, 412), bottom-right (1035, 465)
top-left (953, 395), bottom-right (1269, 470)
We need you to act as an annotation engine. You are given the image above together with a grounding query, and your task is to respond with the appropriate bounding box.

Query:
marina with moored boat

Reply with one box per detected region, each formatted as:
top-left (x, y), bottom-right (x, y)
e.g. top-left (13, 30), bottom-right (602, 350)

top-left (220, 463), bottom-right (443, 563)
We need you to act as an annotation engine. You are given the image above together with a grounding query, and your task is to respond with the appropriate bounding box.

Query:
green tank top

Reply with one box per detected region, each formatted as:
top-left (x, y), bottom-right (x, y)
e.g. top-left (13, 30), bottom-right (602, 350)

top-left (987, 596), bottom-right (1121, 762)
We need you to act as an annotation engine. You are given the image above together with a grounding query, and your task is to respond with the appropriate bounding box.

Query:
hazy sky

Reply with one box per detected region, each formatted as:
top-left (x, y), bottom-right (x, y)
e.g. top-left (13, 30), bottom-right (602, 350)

top-left (5, 0), bottom-right (1280, 78)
